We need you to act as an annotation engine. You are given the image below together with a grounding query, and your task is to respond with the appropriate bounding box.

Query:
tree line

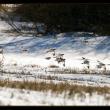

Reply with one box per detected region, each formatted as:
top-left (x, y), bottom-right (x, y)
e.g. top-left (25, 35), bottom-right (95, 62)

top-left (1, 3), bottom-right (110, 35)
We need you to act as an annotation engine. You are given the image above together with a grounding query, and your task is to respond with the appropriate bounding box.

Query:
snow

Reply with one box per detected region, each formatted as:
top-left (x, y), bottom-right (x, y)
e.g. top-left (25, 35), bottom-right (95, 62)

top-left (0, 87), bottom-right (109, 105)
top-left (0, 31), bottom-right (110, 87)
top-left (0, 20), bottom-right (110, 105)
top-left (1, 32), bottom-right (110, 70)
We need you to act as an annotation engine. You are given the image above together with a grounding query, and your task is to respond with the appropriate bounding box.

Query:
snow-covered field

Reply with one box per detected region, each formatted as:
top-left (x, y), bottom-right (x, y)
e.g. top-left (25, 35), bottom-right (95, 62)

top-left (0, 87), bottom-right (110, 106)
top-left (0, 20), bottom-right (110, 105)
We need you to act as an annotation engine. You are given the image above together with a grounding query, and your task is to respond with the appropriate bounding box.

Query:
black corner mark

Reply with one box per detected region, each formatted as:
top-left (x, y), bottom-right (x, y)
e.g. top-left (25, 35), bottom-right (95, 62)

top-left (0, 0), bottom-right (109, 4)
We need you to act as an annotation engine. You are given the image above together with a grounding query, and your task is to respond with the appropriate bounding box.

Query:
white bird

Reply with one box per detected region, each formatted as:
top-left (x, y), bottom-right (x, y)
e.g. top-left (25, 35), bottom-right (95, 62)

top-left (96, 60), bottom-right (106, 71)
top-left (57, 53), bottom-right (64, 58)
top-left (55, 57), bottom-right (66, 67)
top-left (97, 60), bottom-right (105, 66)
top-left (46, 48), bottom-right (56, 53)
top-left (46, 48), bottom-right (56, 56)
top-left (82, 57), bottom-right (89, 64)
top-left (0, 48), bottom-right (3, 54)
top-left (45, 57), bottom-right (51, 60)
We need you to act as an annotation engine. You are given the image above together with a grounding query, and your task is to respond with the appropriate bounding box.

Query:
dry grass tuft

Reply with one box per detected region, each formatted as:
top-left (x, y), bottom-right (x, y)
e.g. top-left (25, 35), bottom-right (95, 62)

top-left (48, 65), bottom-right (59, 68)
top-left (0, 79), bottom-right (110, 96)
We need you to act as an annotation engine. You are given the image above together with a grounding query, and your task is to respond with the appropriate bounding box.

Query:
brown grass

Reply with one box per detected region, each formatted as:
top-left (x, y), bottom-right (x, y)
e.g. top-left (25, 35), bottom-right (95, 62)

top-left (48, 65), bottom-right (59, 68)
top-left (52, 68), bottom-right (110, 75)
top-left (0, 79), bottom-right (110, 96)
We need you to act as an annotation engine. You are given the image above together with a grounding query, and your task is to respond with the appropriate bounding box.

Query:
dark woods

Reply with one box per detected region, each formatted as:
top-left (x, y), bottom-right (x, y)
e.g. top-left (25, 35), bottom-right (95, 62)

top-left (3, 3), bottom-right (110, 35)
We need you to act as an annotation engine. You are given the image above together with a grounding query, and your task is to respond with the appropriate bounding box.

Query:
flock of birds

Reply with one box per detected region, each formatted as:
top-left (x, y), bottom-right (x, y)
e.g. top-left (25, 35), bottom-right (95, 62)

top-left (45, 48), bottom-right (110, 72)
top-left (45, 48), bottom-right (66, 67)
top-left (0, 46), bottom-right (109, 72)
top-left (81, 57), bottom-right (108, 72)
